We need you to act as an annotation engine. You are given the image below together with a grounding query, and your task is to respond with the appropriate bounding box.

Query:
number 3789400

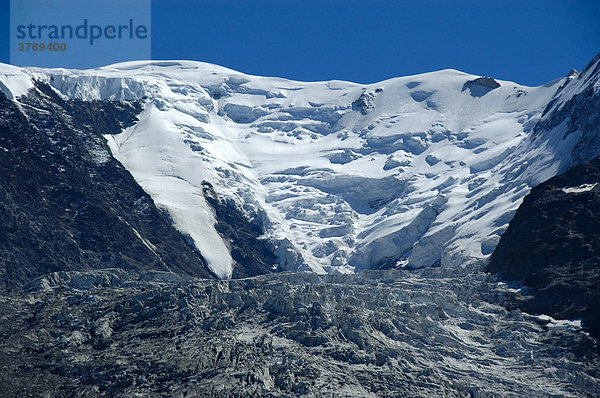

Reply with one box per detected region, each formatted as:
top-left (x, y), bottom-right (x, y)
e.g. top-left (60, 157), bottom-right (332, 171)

top-left (17, 42), bottom-right (67, 52)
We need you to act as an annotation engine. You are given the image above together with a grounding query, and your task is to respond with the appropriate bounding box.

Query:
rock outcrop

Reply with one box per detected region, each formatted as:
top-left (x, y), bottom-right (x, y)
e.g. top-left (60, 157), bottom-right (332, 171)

top-left (462, 76), bottom-right (501, 97)
top-left (489, 155), bottom-right (600, 338)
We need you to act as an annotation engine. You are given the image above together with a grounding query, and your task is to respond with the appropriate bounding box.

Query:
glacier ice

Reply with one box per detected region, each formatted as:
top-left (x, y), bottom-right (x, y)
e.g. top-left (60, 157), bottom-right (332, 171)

top-left (1, 59), bottom-right (589, 277)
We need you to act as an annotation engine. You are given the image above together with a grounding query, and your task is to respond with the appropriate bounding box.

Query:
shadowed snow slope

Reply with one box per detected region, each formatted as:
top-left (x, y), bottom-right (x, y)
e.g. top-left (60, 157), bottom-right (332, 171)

top-left (1, 58), bottom-right (596, 278)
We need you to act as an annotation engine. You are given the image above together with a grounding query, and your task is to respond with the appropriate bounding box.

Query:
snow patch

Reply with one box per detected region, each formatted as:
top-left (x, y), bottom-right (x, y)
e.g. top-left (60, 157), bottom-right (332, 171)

top-left (0, 64), bottom-right (34, 99)
top-left (561, 183), bottom-right (597, 194)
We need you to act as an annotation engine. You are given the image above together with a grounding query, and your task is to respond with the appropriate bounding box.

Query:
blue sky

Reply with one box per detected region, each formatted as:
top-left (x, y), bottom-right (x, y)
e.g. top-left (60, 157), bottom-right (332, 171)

top-left (2, 0), bottom-right (600, 86)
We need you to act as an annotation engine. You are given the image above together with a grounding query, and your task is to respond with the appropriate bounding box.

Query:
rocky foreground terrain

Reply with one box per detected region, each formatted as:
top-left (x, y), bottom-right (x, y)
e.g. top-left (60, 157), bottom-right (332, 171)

top-left (1, 267), bottom-right (598, 397)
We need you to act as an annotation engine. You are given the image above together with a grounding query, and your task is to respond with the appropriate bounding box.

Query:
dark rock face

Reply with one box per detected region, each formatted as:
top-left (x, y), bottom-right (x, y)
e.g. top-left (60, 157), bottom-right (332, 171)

top-left (0, 81), bottom-right (214, 286)
top-left (0, 268), bottom-right (597, 397)
top-left (202, 181), bottom-right (277, 278)
top-left (462, 77), bottom-right (500, 97)
top-left (488, 156), bottom-right (600, 338)
top-left (351, 90), bottom-right (376, 115)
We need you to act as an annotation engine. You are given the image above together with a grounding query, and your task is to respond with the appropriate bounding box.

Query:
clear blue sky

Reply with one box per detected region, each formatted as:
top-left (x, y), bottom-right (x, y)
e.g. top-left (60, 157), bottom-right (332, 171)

top-left (2, 0), bottom-right (600, 86)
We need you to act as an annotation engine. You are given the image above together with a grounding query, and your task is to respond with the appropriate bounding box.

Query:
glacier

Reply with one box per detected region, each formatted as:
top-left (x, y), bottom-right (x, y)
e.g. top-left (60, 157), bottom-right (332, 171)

top-left (0, 59), bottom-right (593, 278)
top-left (3, 266), bottom-right (598, 397)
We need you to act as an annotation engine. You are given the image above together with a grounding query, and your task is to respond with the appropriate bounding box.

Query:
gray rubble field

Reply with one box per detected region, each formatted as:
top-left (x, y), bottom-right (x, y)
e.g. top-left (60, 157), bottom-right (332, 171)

top-left (1, 267), bottom-right (598, 397)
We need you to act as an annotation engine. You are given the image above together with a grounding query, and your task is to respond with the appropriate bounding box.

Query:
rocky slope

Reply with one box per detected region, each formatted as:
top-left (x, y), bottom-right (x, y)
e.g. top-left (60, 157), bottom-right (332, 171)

top-left (0, 80), bottom-right (204, 285)
top-left (1, 268), bottom-right (598, 397)
top-left (489, 155), bottom-right (600, 339)
top-left (0, 80), bottom-right (276, 286)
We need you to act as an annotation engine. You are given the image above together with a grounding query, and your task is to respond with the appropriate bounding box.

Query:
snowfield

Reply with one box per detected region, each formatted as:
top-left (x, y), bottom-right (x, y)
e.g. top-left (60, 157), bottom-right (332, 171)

top-left (0, 60), bottom-right (589, 278)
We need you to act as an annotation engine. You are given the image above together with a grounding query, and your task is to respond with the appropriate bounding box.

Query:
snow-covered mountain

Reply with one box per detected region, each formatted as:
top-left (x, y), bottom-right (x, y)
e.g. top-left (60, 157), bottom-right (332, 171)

top-left (1, 55), bottom-right (598, 279)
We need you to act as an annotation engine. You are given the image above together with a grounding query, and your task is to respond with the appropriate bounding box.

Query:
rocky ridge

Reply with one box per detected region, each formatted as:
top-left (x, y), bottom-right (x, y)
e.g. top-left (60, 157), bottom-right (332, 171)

top-left (489, 155), bottom-right (600, 339)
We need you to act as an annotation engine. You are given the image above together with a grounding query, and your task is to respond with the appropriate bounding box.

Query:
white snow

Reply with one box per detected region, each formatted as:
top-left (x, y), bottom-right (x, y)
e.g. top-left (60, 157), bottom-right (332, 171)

top-left (104, 104), bottom-right (235, 279)
top-left (534, 314), bottom-right (583, 332)
top-left (1, 60), bottom-right (583, 277)
top-left (0, 63), bottom-right (34, 99)
top-left (562, 183), bottom-right (597, 194)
